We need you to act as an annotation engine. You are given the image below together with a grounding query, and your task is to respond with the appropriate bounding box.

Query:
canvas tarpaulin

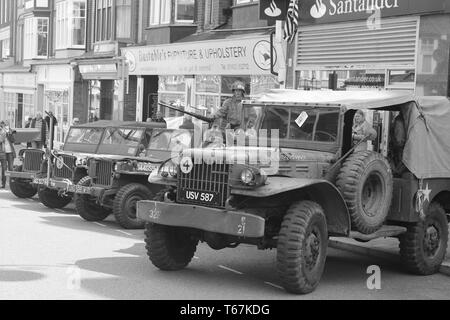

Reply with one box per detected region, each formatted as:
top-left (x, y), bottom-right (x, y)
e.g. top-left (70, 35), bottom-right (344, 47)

top-left (402, 97), bottom-right (450, 179)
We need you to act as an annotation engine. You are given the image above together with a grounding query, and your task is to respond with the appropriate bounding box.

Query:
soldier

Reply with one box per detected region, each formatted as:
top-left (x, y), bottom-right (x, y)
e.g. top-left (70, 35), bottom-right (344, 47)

top-left (211, 81), bottom-right (249, 131)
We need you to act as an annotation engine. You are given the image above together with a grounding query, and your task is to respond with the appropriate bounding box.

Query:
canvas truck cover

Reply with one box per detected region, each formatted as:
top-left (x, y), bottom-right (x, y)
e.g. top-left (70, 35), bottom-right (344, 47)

top-left (402, 96), bottom-right (450, 179)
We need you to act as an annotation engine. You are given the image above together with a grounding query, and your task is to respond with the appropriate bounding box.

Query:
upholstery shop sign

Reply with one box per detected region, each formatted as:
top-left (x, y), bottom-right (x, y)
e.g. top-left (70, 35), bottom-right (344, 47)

top-left (299, 0), bottom-right (449, 24)
top-left (122, 37), bottom-right (279, 76)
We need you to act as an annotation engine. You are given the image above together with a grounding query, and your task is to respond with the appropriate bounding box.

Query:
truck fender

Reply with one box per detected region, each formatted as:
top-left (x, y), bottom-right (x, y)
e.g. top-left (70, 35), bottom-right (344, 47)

top-left (231, 176), bottom-right (351, 236)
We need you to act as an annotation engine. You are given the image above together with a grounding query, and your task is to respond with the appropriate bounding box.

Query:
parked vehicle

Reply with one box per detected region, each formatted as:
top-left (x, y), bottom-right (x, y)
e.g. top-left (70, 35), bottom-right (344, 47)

top-left (136, 90), bottom-right (449, 294)
top-left (73, 126), bottom-right (197, 229)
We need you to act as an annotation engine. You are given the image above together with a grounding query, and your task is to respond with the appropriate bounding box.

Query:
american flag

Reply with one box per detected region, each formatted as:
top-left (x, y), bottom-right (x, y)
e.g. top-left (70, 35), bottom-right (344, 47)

top-left (283, 0), bottom-right (299, 43)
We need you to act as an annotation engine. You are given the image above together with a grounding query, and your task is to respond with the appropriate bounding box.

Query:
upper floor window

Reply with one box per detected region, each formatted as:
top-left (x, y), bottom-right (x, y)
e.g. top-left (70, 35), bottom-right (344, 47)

top-left (175, 0), bottom-right (194, 23)
top-left (95, 0), bottom-right (112, 42)
top-left (0, 0), bottom-right (10, 25)
top-left (1, 38), bottom-right (10, 58)
top-left (23, 17), bottom-right (48, 59)
top-left (116, 0), bottom-right (132, 38)
top-left (55, 0), bottom-right (86, 49)
top-left (149, 0), bottom-right (171, 26)
top-left (235, 0), bottom-right (258, 4)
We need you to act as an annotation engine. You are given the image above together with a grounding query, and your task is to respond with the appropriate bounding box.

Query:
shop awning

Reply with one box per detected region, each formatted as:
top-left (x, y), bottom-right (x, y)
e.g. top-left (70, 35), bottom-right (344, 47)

top-left (75, 56), bottom-right (125, 80)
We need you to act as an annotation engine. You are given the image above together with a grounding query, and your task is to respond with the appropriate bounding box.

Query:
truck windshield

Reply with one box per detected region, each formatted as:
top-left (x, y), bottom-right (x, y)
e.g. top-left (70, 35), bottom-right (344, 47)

top-left (102, 128), bottom-right (144, 147)
top-left (261, 106), bottom-right (340, 143)
top-left (66, 128), bottom-right (104, 144)
top-left (148, 129), bottom-right (193, 151)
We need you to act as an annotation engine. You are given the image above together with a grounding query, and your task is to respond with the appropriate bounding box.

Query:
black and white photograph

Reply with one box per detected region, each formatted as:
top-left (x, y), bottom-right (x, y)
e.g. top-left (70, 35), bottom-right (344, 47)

top-left (0, 0), bottom-right (449, 309)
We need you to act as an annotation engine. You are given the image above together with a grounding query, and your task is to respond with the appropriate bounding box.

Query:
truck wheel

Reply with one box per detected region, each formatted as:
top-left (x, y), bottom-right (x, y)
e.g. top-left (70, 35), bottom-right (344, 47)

top-left (145, 223), bottom-right (198, 271)
top-left (113, 183), bottom-right (153, 229)
top-left (336, 151), bottom-right (393, 234)
top-left (75, 176), bottom-right (110, 222)
top-left (277, 201), bottom-right (328, 294)
top-left (10, 166), bottom-right (37, 199)
top-left (38, 187), bottom-right (72, 209)
top-left (399, 202), bottom-right (449, 275)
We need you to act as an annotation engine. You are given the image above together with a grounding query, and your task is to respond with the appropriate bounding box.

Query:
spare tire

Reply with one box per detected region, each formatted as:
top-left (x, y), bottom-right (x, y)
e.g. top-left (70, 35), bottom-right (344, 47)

top-left (336, 151), bottom-right (393, 234)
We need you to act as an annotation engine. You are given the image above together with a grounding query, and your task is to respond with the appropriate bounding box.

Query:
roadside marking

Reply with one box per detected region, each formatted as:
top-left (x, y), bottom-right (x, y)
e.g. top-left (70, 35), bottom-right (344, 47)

top-left (218, 265), bottom-right (243, 275)
top-left (93, 222), bottom-right (107, 227)
top-left (115, 230), bottom-right (133, 236)
top-left (264, 281), bottom-right (284, 290)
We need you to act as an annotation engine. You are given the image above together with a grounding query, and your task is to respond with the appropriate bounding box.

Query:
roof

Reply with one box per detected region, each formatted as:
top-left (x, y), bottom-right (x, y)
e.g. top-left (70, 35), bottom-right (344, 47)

top-left (247, 89), bottom-right (417, 110)
top-left (74, 120), bottom-right (166, 129)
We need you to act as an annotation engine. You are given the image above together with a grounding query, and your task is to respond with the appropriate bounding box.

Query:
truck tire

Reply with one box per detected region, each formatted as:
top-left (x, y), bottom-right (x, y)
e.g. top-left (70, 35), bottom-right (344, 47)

top-left (145, 223), bottom-right (198, 271)
top-left (336, 151), bottom-right (393, 234)
top-left (113, 183), bottom-right (153, 229)
top-left (75, 176), bottom-right (110, 222)
top-left (277, 201), bottom-right (328, 294)
top-left (399, 202), bottom-right (449, 275)
top-left (9, 166), bottom-right (37, 199)
top-left (38, 187), bottom-right (72, 209)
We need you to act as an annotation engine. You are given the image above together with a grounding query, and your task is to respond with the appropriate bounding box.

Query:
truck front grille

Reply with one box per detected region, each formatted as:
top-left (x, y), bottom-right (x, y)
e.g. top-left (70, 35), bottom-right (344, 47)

top-left (177, 162), bottom-right (230, 209)
top-left (54, 155), bottom-right (76, 179)
top-left (23, 150), bottom-right (45, 172)
top-left (91, 159), bottom-right (113, 187)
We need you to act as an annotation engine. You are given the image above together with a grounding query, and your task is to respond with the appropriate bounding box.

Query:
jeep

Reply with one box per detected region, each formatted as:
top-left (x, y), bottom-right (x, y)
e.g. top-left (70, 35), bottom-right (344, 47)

top-left (73, 125), bottom-right (196, 229)
top-left (136, 90), bottom-right (449, 294)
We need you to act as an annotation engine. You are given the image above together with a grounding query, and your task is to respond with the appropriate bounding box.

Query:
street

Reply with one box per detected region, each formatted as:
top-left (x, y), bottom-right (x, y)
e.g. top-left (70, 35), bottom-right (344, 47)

top-left (1, 189), bottom-right (449, 300)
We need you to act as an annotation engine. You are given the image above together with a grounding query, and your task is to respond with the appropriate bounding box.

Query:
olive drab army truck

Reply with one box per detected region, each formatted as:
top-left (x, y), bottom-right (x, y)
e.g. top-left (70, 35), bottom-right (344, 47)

top-left (72, 125), bottom-right (198, 229)
top-left (136, 90), bottom-right (449, 294)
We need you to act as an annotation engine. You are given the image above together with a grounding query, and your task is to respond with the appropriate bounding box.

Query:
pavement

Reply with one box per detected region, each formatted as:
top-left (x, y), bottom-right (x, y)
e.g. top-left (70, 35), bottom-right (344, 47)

top-left (330, 225), bottom-right (450, 277)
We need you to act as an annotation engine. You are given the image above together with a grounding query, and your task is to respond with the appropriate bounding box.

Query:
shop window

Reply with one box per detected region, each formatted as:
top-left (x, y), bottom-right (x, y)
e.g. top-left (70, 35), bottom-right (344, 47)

top-left (45, 90), bottom-right (69, 143)
top-left (4, 92), bottom-right (16, 128)
top-left (116, 0), bottom-right (131, 38)
top-left (386, 70), bottom-right (415, 89)
top-left (149, 0), bottom-right (171, 26)
top-left (416, 14), bottom-right (450, 97)
top-left (159, 75), bottom-right (186, 117)
top-left (175, 0), bottom-right (194, 23)
top-left (56, 0), bottom-right (86, 49)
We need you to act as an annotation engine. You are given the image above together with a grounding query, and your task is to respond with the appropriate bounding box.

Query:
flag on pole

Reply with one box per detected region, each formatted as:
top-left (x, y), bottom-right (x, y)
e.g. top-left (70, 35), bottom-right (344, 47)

top-left (283, 0), bottom-right (299, 43)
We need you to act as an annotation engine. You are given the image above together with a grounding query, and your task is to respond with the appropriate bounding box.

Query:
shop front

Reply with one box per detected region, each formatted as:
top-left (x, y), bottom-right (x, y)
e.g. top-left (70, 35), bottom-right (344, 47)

top-left (293, 0), bottom-right (450, 96)
top-left (0, 69), bottom-right (37, 129)
top-left (33, 63), bottom-right (76, 145)
top-left (122, 34), bottom-right (281, 121)
top-left (77, 58), bottom-right (129, 123)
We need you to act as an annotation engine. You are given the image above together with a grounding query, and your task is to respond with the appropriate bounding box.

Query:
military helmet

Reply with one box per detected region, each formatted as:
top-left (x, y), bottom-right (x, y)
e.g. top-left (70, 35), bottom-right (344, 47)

top-left (231, 81), bottom-right (246, 94)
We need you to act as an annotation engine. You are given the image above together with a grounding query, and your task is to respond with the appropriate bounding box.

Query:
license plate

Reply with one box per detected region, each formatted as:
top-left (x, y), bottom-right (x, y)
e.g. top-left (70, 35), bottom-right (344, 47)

top-left (179, 188), bottom-right (221, 207)
top-left (67, 184), bottom-right (93, 194)
top-left (32, 178), bottom-right (48, 185)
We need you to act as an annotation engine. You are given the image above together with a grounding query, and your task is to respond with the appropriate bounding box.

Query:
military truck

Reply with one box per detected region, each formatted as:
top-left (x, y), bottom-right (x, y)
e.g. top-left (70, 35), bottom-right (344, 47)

top-left (136, 90), bottom-right (449, 294)
top-left (73, 125), bottom-right (196, 229)
top-left (7, 121), bottom-right (114, 201)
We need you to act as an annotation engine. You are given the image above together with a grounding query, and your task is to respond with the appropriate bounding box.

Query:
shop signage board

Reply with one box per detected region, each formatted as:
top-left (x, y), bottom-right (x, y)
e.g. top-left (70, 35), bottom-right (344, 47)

top-left (259, 0), bottom-right (289, 21)
top-left (299, 0), bottom-right (449, 25)
top-left (122, 36), bottom-right (279, 76)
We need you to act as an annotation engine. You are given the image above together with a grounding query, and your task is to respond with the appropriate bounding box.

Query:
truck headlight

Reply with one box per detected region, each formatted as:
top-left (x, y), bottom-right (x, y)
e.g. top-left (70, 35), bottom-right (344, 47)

top-left (241, 168), bottom-right (256, 185)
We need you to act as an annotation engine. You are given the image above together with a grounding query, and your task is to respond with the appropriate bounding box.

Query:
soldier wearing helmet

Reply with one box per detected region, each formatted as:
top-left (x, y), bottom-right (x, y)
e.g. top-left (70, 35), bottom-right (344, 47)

top-left (212, 81), bottom-right (249, 131)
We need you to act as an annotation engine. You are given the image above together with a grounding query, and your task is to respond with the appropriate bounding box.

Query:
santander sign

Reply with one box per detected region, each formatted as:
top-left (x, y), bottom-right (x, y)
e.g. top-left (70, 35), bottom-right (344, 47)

top-left (310, 0), bottom-right (400, 19)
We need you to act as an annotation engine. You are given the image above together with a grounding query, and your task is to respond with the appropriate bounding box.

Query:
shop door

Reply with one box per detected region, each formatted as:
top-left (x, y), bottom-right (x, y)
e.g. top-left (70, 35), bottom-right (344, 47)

top-left (143, 76), bottom-right (158, 121)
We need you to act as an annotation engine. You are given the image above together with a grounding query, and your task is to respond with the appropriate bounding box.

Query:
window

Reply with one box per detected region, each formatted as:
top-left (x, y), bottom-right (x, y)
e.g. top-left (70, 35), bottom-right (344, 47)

top-left (23, 17), bottom-right (48, 59)
top-left (4, 92), bottom-right (16, 127)
top-left (0, 0), bottom-right (10, 25)
top-left (56, 0), bottom-right (86, 49)
top-left (159, 75), bottom-right (186, 117)
top-left (175, 0), bottom-right (194, 23)
top-left (95, 0), bottom-right (112, 42)
top-left (235, 0), bottom-right (258, 4)
top-left (204, 0), bottom-right (214, 26)
top-left (116, 0), bottom-right (131, 38)
top-left (149, 0), bottom-right (171, 26)
top-left (1, 38), bottom-right (9, 59)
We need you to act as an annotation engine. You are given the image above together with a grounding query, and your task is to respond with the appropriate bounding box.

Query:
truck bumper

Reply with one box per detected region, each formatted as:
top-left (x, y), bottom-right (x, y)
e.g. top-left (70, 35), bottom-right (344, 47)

top-left (137, 201), bottom-right (266, 238)
top-left (6, 171), bottom-right (38, 180)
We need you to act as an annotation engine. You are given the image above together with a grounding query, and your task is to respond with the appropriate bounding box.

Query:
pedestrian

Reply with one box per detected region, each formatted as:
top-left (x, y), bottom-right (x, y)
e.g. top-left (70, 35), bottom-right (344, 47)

top-left (352, 110), bottom-right (377, 152)
top-left (0, 121), bottom-right (16, 188)
top-left (31, 112), bottom-right (45, 149)
top-left (211, 81), bottom-right (255, 131)
top-left (0, 127), bottom-right (7, 189)
top-left (72, 118), bottom-right (80, 126)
